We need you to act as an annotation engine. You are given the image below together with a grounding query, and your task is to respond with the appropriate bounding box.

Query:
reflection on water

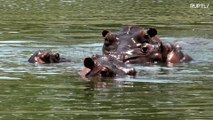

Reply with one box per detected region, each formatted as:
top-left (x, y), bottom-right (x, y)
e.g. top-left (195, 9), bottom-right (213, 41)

top-left (0, 0), bottom-right (213, 119)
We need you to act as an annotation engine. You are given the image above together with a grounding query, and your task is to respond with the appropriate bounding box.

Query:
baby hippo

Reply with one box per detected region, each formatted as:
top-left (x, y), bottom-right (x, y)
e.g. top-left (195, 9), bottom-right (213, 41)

top-left (28, 50), bottom-right (70, 64)
top-left (80, 55), bottom-right (136, 80)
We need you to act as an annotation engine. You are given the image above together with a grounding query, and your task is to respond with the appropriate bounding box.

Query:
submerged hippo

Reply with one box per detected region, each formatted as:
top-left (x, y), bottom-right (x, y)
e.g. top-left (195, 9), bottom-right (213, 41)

top-left (101, 26), bottom-right (192, 64)
top-left (28, 50), bottom-right (70, 64)
top-left (79, 55), bottom-right (136, 80)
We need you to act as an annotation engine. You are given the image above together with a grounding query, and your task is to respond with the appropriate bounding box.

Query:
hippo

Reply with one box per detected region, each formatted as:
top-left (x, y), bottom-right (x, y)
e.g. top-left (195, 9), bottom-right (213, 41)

top-left (79, 55), bottom-right (136, 80)
top-left (121, 41), bottom-right (192, 65)
top-left (121, 42), bottom-right (163, 65)
top-left (102, 26), bottom-right (160, 55)
top-left (161, 42), bottom-right (192, 63)
top-left (101, 26), bottom-right (192, 64)
top-left (28, 50), bottom-right (70, 64)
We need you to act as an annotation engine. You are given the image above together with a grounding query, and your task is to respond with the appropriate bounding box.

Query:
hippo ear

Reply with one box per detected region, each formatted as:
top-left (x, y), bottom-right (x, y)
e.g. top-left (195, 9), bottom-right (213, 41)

top-left (102, 30), bottom-right (110, 37)
top-left (84, 57), bottom-right (95, 70)
top-left (147, 28), bottom-right (157, 37)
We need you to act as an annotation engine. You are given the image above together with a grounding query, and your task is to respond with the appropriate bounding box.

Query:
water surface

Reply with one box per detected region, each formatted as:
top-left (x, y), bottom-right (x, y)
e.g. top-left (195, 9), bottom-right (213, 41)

top-left (0, 0), bottom-right (213, 119)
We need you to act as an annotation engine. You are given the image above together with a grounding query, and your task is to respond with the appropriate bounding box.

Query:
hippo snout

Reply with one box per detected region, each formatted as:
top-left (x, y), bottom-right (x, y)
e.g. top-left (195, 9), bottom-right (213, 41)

top-left (100, 67), bottom-right (115, 78)
top-left (119, 67), bottom-right (136, 76)
top-left (28, 50), bottom-right (70, 64)
top-left (127, 68), bottom-right (137, 76)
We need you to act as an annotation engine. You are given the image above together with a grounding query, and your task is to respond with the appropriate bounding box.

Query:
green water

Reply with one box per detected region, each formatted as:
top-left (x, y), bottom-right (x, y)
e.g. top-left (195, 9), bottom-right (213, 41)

top-left (0, 0), bottom-right (213, 119)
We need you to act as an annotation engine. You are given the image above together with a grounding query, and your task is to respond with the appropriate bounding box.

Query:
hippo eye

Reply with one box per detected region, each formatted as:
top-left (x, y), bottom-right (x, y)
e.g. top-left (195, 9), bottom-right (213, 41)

top-left (41, 54), bottom-right (51, 63)
top-left (105, 34), bottom-right (116, 43)
top-left (100, 71), bottom-right (108, 77)
top-left (100, 67), bottom-right (115, 77)
top-left (137, 35), bottom-right (149, 44)
top-left (104, 38), bottom-right (109, 41)
top-left (141, 46), bottom-right (148, 53)
top-left (100, 70), bottom-right (114, 77)
top-left (144, 35), bottom-right (150, 40)
top-left (55, 53), bottom-right (60, 59)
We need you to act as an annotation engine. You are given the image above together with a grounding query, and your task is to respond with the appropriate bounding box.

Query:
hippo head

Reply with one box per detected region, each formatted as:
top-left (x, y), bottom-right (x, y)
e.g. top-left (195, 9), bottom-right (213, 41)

top-left (101, 26), bottom-right (192, 65)
top-left (28, 50), bottom-right (61, 64)
top-left (83, 57), bottom-right (116, 78)
top-left (164, 43), bottom-right (193, 63)
top-left (122, 42), bottom-right (192, 65)
top-left (80, 55), bottom-right (136, 80)
top-left (122, 42), bottom-right (163, 64)
top-left (135, 28), bottom-right (158, 44)
top-left (102, 30), bottom-right (119, 54)
top-left (102, 26), bottom-right (159, 55)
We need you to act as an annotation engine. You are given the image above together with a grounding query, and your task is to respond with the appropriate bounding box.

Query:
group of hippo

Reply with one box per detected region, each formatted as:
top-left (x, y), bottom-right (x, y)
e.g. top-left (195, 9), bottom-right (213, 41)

top-left (28, 26), bottom-right (192, 80)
